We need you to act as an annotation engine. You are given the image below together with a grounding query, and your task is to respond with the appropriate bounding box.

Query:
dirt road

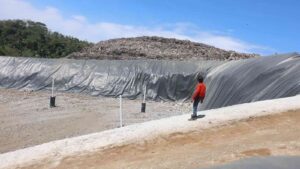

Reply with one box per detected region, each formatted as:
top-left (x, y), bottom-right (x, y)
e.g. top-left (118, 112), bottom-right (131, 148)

top-left (25, 110), bottom-right (300, 169)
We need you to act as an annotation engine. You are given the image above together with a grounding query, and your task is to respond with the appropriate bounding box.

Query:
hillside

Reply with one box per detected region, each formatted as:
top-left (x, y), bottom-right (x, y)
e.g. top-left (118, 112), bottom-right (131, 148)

top-left (68, 36), bottom-right (258, 60)
top-left (0, 20), bottom-right (91, 58)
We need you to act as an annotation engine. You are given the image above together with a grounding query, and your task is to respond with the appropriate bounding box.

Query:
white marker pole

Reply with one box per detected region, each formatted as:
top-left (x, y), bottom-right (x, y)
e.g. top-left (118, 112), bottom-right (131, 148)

top-left (51, 78), bottom-right (55, 97)
top-left (119, 95), bottom-right (123, 127)
top-left (143, 89), bottom-right (146, 103)
top-left (141, 86), bottom-right (146, 113)
top-left (50, 78), bottom-right (56, 108)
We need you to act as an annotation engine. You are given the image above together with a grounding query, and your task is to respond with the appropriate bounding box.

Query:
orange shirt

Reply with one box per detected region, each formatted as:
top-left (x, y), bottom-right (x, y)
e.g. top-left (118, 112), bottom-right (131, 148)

top-left (192, 82), bottom-right (206, 100)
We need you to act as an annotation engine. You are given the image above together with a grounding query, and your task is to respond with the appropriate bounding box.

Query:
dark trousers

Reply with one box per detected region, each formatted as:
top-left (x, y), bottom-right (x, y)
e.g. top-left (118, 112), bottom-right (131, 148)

top-left (193, 98), bottom-right (201, 116)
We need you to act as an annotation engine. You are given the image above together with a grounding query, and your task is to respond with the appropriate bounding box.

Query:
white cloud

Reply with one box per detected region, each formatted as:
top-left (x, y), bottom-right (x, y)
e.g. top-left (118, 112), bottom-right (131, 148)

top-left (0, 0), bottom-right (272, 54)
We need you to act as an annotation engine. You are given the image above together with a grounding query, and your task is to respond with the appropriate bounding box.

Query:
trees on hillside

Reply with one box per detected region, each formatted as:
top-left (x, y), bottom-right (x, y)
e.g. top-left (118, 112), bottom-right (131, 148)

top-left (0, 20), bottom-right (91, 58)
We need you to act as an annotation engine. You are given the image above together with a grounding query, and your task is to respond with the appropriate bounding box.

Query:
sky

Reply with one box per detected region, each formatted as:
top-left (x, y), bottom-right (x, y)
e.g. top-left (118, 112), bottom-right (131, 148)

top-left (0, 0), bottom-right (299, 55)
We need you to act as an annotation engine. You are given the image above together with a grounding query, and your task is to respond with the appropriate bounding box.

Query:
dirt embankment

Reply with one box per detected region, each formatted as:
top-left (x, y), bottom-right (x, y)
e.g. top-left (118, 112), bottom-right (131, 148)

top-left (25, 110), bottom-right (300, 169)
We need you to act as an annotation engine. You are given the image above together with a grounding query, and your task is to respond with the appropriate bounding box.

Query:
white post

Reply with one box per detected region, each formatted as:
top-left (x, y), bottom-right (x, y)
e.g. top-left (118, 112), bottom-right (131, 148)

top-left (119, 95), bottom-right (123, 127)
top-left (143, 86), bottom-right (147, 103)
top-left (141, 86), bottom-right (147, 113)
top-left (143, 89), bottom-right (146, 103)
top-left (51, 78), bottom-right (55, 97)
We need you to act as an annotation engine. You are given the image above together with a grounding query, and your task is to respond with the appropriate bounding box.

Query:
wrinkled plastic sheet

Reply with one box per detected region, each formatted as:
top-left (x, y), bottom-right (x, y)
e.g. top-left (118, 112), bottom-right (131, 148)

top-left (202, 53), bottom-right (300, 110)
top-left (0, 53), bottom-right (299, 110)
top-left (0, 57), bottom-right (222, 102)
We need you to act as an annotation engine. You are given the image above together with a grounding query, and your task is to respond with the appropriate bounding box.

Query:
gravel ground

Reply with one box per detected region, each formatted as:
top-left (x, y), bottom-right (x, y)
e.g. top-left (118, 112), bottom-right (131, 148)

top-left (0, 88), bottom-right (191, 153)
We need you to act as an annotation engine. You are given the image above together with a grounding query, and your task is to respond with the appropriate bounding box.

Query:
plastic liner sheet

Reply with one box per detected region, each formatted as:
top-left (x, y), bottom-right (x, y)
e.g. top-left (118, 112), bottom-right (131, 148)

top-left (0, 57), bottom-right (222, 102)
top-left (0, 53), bottom-right (299, 110)
top-left (202, 53), bottom-right (300, 110)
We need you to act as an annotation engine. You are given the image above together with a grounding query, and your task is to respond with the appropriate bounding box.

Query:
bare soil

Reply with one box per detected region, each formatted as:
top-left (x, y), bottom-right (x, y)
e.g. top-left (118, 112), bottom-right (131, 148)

top-left (0, 88), bottom-right (190, 153)
top-left (25, 110), bottom-right (300, 169)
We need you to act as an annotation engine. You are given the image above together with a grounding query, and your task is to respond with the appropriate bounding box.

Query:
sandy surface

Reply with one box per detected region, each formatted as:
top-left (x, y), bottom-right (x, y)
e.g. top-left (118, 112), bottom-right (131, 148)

top-left (24, 109), bottom-right (300, 169)
top-left (0, 88), bottom-right (190, 153)
top-left (203, 156), bottom-right (300, 169)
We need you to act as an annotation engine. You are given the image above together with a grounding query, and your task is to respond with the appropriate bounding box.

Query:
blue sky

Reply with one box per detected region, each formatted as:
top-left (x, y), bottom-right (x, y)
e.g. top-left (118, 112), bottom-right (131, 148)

top-left (0, 0), bottom-right (299, 55)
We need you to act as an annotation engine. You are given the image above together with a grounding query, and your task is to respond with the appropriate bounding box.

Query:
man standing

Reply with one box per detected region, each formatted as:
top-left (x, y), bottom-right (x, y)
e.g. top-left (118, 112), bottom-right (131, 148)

top-left (191, 76), bottom-right (206, 119)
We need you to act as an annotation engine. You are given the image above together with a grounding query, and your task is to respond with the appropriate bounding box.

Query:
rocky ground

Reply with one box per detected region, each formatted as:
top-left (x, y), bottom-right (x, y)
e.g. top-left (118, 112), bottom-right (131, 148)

top-left (67, 36), bottom-right (258, 60)
top-left (0, 88), bottom-right (190, 153)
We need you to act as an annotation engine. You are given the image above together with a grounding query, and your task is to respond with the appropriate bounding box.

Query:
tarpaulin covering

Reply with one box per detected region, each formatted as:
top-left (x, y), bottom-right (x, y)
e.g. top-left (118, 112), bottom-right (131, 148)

top-left (202, 53), bottom-right (300, 109)
top-left (0, 53), bottom-right (299, 110)
top-left (0, 56), bottom-right (222, 101)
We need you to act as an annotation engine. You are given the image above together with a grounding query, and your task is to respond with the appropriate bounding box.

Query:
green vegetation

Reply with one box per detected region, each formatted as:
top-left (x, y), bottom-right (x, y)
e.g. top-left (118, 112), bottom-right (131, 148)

top-left (0, 20), bottom-right (92, 58)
